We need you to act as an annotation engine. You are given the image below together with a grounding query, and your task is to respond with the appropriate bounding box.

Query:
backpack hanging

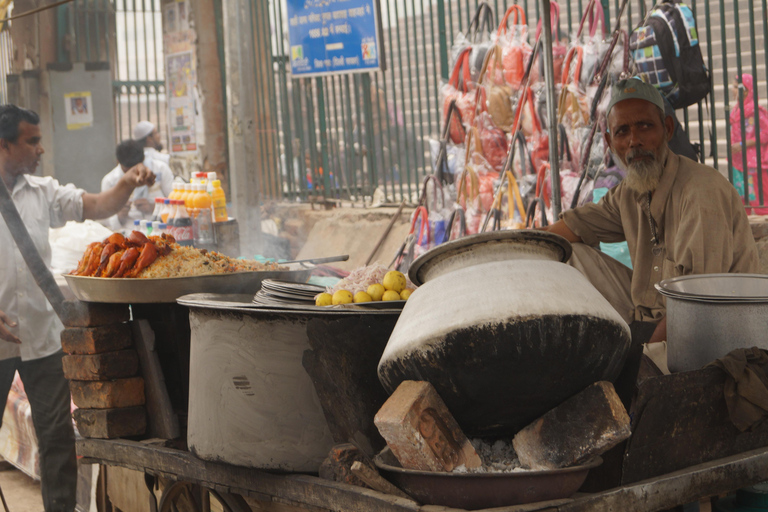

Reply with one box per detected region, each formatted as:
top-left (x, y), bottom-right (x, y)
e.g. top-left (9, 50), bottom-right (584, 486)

top-left (629, 0), bottom-right (710, 109)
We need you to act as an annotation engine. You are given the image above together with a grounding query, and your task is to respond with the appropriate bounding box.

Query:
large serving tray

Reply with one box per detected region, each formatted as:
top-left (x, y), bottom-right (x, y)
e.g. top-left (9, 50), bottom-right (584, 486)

top-left (63, 266), bottom-right (314, 304)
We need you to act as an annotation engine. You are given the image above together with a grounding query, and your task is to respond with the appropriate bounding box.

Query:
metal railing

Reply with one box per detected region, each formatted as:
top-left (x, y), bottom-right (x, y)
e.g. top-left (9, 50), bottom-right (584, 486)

top-left (250, 0), bottom-right (767, 209)
top-left (0, 30), bottom-right (13, 104)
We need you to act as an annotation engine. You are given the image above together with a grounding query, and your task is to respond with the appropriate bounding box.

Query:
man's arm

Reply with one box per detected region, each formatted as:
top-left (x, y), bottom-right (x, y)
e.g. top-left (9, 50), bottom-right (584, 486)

top-left (82, 164), bottom-right (155, 220)
top-left (0, 310), bottom-right (20, 344)
top-left (540, 220), bottom-right (584, 244)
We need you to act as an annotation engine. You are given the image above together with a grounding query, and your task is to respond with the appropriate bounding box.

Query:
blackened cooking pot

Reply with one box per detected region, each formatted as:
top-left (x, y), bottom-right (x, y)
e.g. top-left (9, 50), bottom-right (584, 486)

top-left (377, 231), bottom-right (632, 436)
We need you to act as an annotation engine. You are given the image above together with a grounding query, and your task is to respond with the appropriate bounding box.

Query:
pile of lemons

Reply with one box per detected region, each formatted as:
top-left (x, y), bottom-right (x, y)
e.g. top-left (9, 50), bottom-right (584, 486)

top-left (315, 270), bottom-right (414, 306)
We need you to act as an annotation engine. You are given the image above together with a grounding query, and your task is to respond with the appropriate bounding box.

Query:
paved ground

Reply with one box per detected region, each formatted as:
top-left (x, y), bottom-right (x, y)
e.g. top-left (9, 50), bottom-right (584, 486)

top-left (0, 463), bottom-right (44, 512)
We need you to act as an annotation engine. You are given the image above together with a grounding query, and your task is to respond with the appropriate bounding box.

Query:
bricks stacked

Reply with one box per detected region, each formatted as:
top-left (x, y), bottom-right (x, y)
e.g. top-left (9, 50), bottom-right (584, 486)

top-left (60, 301), bottom-right (146, 439)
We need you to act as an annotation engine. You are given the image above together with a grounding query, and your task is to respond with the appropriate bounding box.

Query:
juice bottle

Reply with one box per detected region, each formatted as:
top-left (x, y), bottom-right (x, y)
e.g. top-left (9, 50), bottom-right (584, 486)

top-left (193, 184), bottom-right (215, 248)
top-left (168, 182), bottom-right (182, 201)
top-left (211, 180), bottom-right (228, 222)
top-left (184, 184), bottom-right (196, 210)
top-left (206, 172), bottom-right (217, 195)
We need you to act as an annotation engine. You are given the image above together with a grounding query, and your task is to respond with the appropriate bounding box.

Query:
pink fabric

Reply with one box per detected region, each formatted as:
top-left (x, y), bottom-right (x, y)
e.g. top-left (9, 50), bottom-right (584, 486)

top-left (730, 73), bottom-right (768, 171)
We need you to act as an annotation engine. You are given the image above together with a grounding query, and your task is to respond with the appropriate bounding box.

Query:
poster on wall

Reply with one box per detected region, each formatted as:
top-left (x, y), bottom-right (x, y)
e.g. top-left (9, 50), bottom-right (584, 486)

top-left (64, 91), bottom-right (93, 130)
top-left (286, 0), bottom-right (384, 77)
top-left (166, 51), bottom-right (197, 152)
top-left (164, 2), bottom-right (178, 33)
top-left (177, 0), bottom-right (190, 32)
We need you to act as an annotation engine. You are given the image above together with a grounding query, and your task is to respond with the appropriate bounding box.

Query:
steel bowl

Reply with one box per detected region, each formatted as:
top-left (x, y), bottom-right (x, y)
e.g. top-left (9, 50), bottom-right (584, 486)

top-left (374, 447), bottom-right (600, 510)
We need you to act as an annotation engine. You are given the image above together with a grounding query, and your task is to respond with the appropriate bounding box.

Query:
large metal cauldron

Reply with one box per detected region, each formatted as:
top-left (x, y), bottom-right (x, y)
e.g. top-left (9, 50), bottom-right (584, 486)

top-left (656, 274), bottom-right (768, 372)
top-left (377, 231), bottom-right (632, 436)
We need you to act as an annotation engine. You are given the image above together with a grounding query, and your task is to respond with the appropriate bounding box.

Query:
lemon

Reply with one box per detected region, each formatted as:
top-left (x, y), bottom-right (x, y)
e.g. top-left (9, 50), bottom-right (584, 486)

top-left (332, 290), bottom-right (354, 305)
top-left (382, 270), bottom-right (406, 293)
top-left (315, 293), bottom-right (333, 307)
top-left (382, 290), bottom-right (401, 301)
top-left (367, 283), bottom-right (385, 301)
top-left (354, 291), bottom-right (373, 303)
top-left (400, 288), bottom-right (414, 300)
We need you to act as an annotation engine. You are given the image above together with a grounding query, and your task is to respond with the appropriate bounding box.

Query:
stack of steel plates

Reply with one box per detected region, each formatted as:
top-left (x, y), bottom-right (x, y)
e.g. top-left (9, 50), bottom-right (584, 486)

top-left (252, 279), bottom-right (326, 307)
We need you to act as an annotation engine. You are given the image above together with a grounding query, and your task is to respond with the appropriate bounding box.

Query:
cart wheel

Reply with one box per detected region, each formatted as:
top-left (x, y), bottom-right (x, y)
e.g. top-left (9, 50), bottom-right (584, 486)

top-left (158, 481), bottom-right (251, 512)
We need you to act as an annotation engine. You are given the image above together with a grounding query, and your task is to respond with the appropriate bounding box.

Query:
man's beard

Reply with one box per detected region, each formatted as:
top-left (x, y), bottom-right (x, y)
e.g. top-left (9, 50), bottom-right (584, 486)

top-left (154, 142), bottom-right (164, 151)
top-left (615, 144), bottom-right (668, 194)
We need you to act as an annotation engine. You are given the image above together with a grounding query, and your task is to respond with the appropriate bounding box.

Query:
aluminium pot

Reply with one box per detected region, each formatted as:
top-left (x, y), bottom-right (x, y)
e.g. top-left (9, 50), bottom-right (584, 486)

top-left (377, 231), bottom-right (631, 436)
top-left (656, 274), bottom-right (768, 372)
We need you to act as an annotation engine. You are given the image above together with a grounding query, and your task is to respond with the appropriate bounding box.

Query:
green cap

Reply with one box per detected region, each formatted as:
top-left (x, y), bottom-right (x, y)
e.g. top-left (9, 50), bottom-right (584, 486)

top-left (606, 78), bottom-right (665, 116)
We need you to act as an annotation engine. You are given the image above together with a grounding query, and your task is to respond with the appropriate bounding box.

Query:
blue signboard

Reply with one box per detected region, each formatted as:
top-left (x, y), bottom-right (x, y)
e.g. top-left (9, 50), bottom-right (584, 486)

top-left (286, 0), bottom-right (384, 77)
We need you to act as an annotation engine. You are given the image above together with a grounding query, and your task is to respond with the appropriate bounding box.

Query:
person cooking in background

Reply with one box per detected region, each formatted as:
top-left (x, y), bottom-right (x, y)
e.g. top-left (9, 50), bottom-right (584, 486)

top-left (0, 104), bottom-right (155, 512)
top-left (133, 120), bottom-right (171, 165)
top-left (101, 139), bottom-right (173, 232)
top-left (729, 73), bottom-right (768, 215)
top-left (543, 78), bottom-right (759, 346)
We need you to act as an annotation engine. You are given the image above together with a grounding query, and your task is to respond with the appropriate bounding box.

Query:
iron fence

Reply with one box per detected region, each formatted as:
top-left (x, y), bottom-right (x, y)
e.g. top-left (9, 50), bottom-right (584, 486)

top-left (251, 0), bottom-right (766, 210)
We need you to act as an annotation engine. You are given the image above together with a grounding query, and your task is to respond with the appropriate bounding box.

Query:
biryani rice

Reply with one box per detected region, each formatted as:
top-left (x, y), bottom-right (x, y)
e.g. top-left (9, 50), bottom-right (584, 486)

top-left (136, 245), bottom-right (284, 278)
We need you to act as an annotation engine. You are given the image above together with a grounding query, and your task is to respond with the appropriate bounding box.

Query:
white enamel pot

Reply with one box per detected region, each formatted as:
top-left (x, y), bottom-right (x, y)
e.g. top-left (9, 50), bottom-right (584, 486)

top-left (377, 231), bottom-right (632, 436)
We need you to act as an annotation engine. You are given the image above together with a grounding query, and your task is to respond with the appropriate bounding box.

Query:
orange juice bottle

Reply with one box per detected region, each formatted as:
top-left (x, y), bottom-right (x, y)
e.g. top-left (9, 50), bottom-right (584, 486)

top-left (184, 184), bottom-right (196, 210)
top-left (211, 180), bottom-right (228, 222)
top-left (168, 182), bottom-right (182, 201)
top-left (192, 184), bottom-right (214, 246)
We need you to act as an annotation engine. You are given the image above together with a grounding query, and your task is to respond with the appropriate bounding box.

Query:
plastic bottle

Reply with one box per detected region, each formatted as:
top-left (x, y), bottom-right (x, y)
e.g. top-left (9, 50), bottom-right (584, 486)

top-left (160, 198), bottom-right (172, 224)
top-left (184, 184), bottom-right (196, 210)
top-left (140, 219), bottom-right (151, 236)
top-left (193, 184), bottom-right (215, 248)
top-left (206, 172), bottom-right (217, 195)
top-left (211, 180), bottom-right (228, 222)
top-left (165, 200), bottom-right (178, 238)
top-left (168, 182), bottom-right (181, 201)
top-left (132, 219), bottom-right (141, 233)
top-left (157, 223), bottom-right (168, 236)
top-left (151, 197), bottom-right (165, 222)
top-left (173, 199), bottom-right (194, 246)
top-left (151, 221), bottom-right (163, 236)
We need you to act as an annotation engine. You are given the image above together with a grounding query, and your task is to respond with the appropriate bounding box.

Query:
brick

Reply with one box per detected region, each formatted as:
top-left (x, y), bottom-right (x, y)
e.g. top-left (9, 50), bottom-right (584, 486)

top-left (70, 377), bottom-right (145, 409)
top-left (374, 380), bottom-right (481, 472)
top-left (512, 381), bottom-right (631, 471)
top-left (318, 443), bottom-right (372, 488)
top-left (60, 300), bottom-right (130, 328)
top-left (62, 350), bottom-right (139, 381)
top-left (61, 324), bottom-right (133, 355)
top-left (74, 406), bottom-right (147, 439)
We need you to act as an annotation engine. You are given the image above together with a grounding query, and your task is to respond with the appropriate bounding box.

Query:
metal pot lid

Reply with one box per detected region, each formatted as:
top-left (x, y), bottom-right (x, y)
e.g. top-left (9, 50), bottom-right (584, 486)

top-left (656, 274), bottom-right (768, 302)
top-left (408, 230), bottom-right (572, 287)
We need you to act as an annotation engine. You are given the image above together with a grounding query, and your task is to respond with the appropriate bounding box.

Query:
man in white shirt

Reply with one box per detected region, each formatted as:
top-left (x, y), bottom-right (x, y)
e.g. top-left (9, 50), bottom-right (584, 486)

top-left (133, 120), bottom-right (171, 165)
top-left (101, 139), bottom-right (173, 232)
top-left (0, 105), bottom-right (155, 512)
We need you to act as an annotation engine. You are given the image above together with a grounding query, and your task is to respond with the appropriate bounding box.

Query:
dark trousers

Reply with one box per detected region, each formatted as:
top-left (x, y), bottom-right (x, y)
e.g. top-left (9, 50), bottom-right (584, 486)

top-left (0, 350), bottom-right (77, 512)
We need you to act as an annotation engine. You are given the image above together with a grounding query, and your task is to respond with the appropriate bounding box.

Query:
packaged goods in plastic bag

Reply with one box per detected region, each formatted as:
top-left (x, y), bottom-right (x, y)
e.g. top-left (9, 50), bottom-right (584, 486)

top-left (495, 4), bottom-right (533, 89)
top-left (442, 47), bottom-right (476, 144)
top-left (474, 113), bottom-right (509, 172)
top-left (49, 220), bottom-right (114, 275)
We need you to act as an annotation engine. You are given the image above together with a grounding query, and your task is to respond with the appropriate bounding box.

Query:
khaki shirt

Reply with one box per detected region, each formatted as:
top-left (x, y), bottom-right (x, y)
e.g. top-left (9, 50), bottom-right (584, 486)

top-left (562, 153), bottom-right (760, 322)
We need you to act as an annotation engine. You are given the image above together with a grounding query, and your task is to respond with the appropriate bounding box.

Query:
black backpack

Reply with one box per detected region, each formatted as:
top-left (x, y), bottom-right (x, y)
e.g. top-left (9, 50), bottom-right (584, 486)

top-left (629, 0), bottom-right (711, 109)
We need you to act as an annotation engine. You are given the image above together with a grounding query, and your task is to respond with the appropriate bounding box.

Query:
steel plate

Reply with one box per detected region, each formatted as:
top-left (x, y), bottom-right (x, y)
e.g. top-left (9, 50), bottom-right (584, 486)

top-left (63, 267), bottom-right (314, 304)
top-left (375, 447), bottom-right (600, 510)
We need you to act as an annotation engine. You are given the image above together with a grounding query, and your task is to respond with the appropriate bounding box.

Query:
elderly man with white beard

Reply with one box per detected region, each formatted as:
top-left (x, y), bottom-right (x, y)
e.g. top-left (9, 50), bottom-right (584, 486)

top-left (544, 78), bottom-right (759, 346)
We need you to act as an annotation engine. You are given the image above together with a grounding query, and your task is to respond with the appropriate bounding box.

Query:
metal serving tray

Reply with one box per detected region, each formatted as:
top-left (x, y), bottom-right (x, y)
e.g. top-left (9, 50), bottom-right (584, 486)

top-left (63, 266), bottom-right (314, 304)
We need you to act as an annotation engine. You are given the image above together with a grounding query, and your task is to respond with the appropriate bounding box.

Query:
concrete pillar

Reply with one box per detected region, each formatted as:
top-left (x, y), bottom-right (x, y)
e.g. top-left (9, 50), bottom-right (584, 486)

top-left (222, 0), bottom-right (261, 256)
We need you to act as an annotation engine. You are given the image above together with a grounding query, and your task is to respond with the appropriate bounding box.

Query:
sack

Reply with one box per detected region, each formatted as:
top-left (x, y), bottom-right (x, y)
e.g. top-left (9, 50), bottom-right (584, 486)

top-left (629, 0), bottom-right (711, 109)
top-left (496, 5), bottom-right (533, 89)
top-left (442, 47), bottom-right (476, 144)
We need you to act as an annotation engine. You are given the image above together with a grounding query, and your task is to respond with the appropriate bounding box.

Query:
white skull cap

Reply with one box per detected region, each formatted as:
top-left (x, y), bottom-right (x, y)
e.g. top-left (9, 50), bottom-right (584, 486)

top-left (132, 120), bottom-right (155, 140)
